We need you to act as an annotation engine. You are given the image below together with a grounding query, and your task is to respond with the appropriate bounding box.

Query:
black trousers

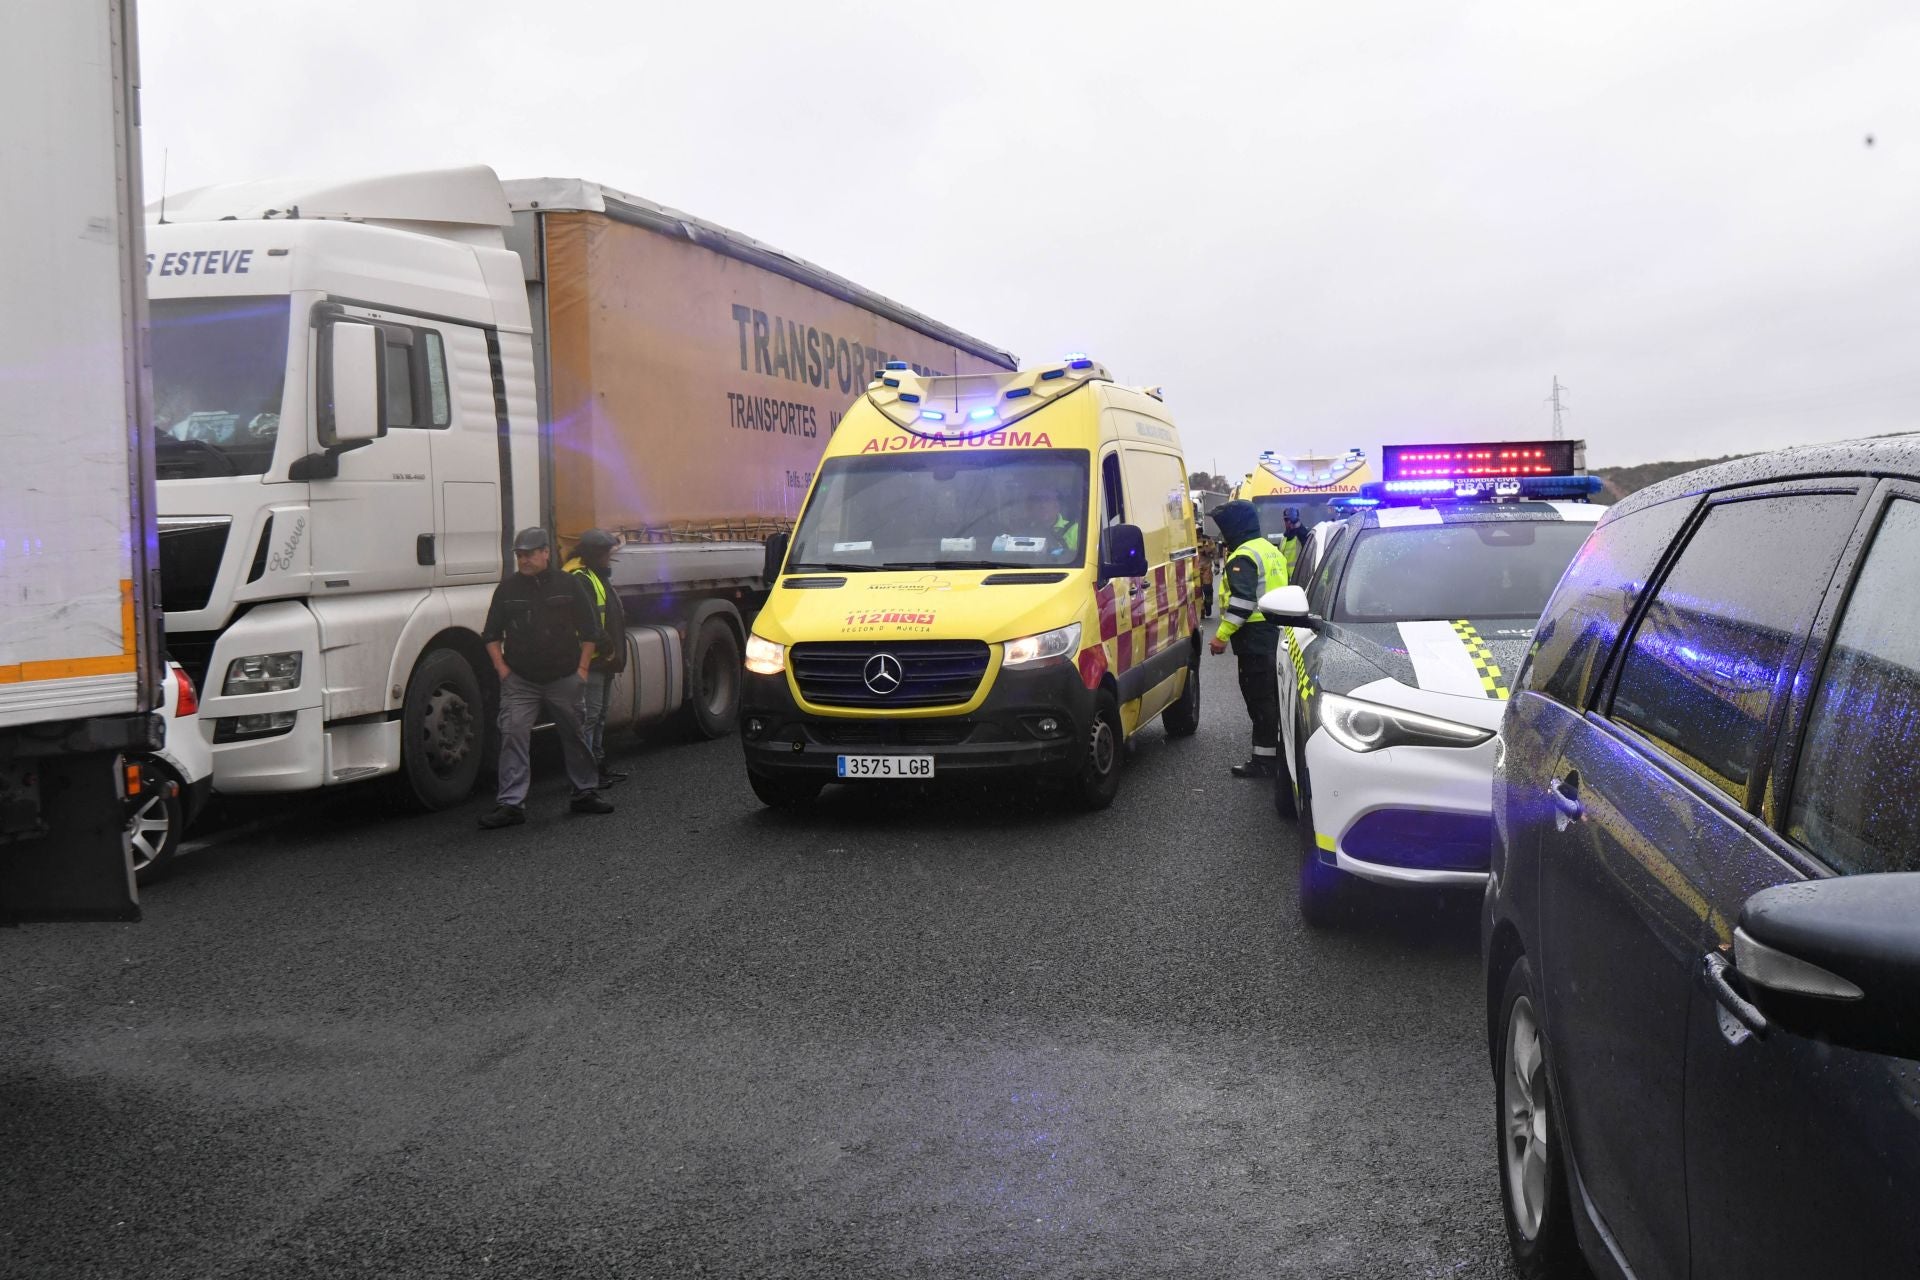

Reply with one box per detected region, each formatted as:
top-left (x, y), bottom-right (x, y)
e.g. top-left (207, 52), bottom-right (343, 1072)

top-left (1235, 648), bottom-right (1281, 758)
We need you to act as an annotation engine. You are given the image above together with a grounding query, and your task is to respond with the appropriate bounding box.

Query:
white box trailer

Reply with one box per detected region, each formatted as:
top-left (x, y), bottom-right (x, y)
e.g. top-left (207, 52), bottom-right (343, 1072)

top-left (0, 0), bottom-right (162, 922)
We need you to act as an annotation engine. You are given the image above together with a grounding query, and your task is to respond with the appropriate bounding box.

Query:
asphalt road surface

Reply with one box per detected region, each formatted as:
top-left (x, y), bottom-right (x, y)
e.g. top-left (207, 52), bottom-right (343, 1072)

top-left (2, 650), bottom-right (1516, 1279)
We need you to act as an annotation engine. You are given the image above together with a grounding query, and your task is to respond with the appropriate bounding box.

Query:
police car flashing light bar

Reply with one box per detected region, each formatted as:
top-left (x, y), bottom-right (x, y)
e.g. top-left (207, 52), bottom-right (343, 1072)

top-left (1365, 439), bottom-right (1597, 505)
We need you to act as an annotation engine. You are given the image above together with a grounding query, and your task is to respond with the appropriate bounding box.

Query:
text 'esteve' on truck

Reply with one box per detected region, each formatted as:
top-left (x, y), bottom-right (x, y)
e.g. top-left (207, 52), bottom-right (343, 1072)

top-left (146, 165), bottom-right (1013, 808)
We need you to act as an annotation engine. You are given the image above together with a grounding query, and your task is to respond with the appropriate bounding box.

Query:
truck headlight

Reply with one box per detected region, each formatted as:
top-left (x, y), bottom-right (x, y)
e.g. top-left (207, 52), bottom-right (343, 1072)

top-left (744, 633), bottom-right (786, 676)
top-left (223, 651), bottom-right (302, 695)
top-left (1317, 691), bottom-right (1493, 753)
top-left (1003, 621), bottom-right (1081, 668)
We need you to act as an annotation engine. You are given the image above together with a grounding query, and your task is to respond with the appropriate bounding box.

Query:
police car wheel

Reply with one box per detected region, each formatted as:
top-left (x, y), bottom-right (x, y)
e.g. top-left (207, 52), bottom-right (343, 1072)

top-left (1293, 753), bottom-right (1351, 927)
top-left (1072, 692), bottom-right (1124, 811)
top-left (1496, 956), bottom-right (1581, 1277)
top-left (748, 770), bottom-right (822, 810)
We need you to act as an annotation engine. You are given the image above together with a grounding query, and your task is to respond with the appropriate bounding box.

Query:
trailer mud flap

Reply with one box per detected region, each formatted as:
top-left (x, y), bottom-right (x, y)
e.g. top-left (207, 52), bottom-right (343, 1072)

top-left (1, 750), bottom-right (139, 924)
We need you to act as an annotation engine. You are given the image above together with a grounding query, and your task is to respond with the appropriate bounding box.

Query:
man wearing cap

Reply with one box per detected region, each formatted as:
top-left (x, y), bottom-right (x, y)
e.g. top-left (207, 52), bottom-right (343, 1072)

top-left (565, 528), bottom-right (629, 788)
top-left (477, 527), bottom-right (614, 827)
top-left (1280, 506), bottom-right (1308, 582)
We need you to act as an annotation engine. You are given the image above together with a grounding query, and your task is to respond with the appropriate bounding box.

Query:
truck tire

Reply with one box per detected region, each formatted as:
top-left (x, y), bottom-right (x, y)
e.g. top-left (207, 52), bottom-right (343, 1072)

top-left (394, 648), bottom-right (486, 811)
top-left (679, 617), bottom-right (741, 740)
top-left (1161, 651), bottom-right (1201, 738)
top-left (1071, 691), bottom-right (1125, 811)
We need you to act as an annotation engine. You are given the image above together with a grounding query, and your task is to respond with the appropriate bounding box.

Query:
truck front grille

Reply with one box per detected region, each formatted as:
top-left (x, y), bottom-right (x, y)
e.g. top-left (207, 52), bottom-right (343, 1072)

top-left (790, 641), bottom-right (991, 709)
top-left (157, 516), bottom-right (231, 613)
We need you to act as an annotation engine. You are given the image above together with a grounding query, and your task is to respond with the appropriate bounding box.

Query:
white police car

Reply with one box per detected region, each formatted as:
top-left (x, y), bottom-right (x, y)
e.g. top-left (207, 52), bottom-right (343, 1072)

top-left (1261, 443), bottom-right (1606, 925)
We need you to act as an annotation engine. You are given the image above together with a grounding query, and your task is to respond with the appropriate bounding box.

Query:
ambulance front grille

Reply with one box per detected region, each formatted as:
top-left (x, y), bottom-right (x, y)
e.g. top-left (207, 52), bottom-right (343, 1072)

top-left (790, 641), bottom-right (991, 709)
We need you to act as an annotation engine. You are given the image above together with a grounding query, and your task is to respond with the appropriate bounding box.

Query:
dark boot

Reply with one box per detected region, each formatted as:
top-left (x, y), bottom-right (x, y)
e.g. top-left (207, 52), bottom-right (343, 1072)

top-left (1231, 758), bottom-right (1277, 779)
top-left (478, 804), bottom-right (526, 829)
top-left (569, 791), bottom-right (614, 815)
top-left (596, 767), bottom-right (629, 789)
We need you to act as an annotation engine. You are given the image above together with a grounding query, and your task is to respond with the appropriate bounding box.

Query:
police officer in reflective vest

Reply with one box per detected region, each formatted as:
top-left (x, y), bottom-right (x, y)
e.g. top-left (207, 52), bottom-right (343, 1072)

top-left (565, 528), bottom-right (630, 788)
top-left (1207, 499), bottom-right (1286, 778)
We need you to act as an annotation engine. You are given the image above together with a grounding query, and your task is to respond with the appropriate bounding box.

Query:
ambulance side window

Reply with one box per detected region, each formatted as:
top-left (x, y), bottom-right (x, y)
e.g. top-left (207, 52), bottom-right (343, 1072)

top-left (1101, 453), bottom-right (1126, 526)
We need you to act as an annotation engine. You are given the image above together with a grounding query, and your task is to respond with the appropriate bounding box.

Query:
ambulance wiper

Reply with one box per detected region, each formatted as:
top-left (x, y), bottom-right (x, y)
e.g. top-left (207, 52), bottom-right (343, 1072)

top-left (883, 560), bottom-right (1028, 570)
top-left (785, 561), bottom-right (884, 573)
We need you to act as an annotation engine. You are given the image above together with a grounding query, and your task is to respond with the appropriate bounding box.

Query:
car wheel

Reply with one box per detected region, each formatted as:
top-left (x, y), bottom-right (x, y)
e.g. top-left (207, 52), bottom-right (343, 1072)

top-left (394, 648), bottom-right (486, 811)
top-left (1294, 743), bottom-right (1352, 927)
top-left (126, 762), bottom-right (184, 884)
top-left (1072, 691), bottom-right (1125, 811)
top-left (680, 617), bottom-right (742, 740)
top-left (1161, 652), bottom-right (1201, 739)
top-left (1273, 713), bottom-right (1300, 819)
top-left (1497, 955), bottom-right (1583, 1279)
top-left (748, 770), bottom-right (822, 810)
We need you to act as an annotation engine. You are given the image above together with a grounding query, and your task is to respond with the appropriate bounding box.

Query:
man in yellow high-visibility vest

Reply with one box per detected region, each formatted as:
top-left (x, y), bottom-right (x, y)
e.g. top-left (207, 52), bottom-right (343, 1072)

top-left (565, 528), bottom-right (630, 789)
top-left (1208, 500), bottom-right (1287, 778)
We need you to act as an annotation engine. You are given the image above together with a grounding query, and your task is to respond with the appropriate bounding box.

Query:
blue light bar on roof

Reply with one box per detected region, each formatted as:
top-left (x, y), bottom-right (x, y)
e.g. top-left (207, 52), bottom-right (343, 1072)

top-left (1362, 475), bottom-right (1602, 506)
top-left (885, 360), bottom-right (910, 371)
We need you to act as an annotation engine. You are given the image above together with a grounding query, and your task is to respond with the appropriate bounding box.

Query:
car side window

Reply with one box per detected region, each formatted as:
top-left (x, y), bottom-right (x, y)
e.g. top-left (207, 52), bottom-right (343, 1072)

top-left (1787, 498), bottom-right (1920, 874)
top-left (1525, 499), bottom-right (1693, 708)
top-left (1307, 527), bottom-right (1346, 613)
top-left (1610, 493), bottom-right (1857, 802)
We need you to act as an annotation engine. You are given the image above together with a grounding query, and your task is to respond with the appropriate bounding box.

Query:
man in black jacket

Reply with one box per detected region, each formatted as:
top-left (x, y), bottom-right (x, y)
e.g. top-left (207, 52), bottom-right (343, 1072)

top-left (1207, 499), bottom-right (1286, 778)
top-left (566, 527), bottom-right (629, 788)
top-left (478, 527), bottom-right (615, 828)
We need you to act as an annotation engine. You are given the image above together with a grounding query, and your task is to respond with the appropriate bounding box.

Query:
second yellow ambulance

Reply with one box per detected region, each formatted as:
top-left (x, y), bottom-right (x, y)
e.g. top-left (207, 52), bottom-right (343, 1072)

top-left (740, 357), bottom-right (1202, 809)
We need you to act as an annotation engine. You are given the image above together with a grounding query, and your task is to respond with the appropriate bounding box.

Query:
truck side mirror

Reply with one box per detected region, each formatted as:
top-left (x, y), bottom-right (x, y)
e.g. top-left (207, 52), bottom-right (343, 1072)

top-left (319, 322), bottom-right (387, 449)
top-left (1098, 524), bottom-right (1147, 582)
top-left (1259, 584), bottom-right (1320, 629)
top-left (763, 530), bottom-right (791, 583)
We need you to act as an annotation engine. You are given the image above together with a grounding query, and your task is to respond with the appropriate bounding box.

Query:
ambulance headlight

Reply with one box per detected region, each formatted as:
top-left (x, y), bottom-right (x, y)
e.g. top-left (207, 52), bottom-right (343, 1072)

top-left (1317, 691), bottom-right (1493, 753)
top-left (744, 633), bottom-right (787, 676)
top-left (1003, 622), bottom-right (1081, 669)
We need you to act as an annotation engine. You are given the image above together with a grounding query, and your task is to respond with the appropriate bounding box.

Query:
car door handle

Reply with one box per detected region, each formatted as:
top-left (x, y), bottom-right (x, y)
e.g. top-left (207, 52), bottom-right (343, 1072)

top-left (1547, 775), bottom-right (1583, 827)
top-left (1703, 951), bottom-right (1769, 1038)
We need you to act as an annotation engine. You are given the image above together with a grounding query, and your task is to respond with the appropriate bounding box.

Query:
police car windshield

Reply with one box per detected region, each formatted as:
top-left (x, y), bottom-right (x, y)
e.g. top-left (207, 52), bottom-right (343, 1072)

top-left (150, 296), bottom-right (291, 480)
top-left (1334, 520), bottom-right (1592, 622)
top-left (789, 450), bottom-right (1090, 571)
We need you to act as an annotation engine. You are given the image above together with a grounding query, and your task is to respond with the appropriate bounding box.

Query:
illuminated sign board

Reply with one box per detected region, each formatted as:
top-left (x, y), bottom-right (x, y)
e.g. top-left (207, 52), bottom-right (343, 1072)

top-left (1381, 440), bottom-right (1579, 482)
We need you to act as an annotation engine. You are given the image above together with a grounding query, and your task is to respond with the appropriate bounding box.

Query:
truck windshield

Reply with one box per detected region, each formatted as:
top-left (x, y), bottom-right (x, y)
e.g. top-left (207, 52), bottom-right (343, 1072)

top-left (150, 296), bottom-right (291, 479)
top-left (1335, 519), bottom-right (1593, 622)
top-left (788, 450), bottom-right (1091, 571)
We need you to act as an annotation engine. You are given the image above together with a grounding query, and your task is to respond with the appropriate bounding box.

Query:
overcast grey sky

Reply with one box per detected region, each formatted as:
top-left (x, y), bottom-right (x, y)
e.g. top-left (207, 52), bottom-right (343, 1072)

top-left (139, 0), bottom-right (1920, 470)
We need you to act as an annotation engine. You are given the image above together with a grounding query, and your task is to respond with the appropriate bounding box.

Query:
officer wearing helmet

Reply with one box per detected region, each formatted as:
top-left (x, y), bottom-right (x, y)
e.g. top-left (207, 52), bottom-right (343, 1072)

top-left (1207, 499), bottom-right (1286, 778)
top-left (565, 528), bottom-right (630, 788)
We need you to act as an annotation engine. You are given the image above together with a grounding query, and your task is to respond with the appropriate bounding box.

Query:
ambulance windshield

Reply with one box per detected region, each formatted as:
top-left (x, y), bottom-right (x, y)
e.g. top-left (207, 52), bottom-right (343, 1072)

top-left (150, 296), bottom-right (292, 480)
top-left (788, 450), bottom-right (1091, 571)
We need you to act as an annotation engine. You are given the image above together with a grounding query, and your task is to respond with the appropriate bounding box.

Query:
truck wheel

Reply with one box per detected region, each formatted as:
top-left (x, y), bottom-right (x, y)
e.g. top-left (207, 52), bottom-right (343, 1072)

top-left (679, 618), bottom-right (741, 740)
top-left (1162, 652), bottom-right (1201, 739)
top-left (126, 761), bottom-right (184, 884)
top-left (394, 648), bottom-right (485, 811)
top-left (1072, 691), bottom-right (1125, 811)
top-left (748, 770), bottom-right (822, 810)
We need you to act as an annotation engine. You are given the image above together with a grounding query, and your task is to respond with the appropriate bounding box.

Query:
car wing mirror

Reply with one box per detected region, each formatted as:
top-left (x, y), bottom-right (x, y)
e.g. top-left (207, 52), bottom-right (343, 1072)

top-left (1258, 584), bottom-right (1321, 629)
top-left (763, 530), bottom-right (791, 583)
top-left (1725, 872), bottom-right (1920, 1060)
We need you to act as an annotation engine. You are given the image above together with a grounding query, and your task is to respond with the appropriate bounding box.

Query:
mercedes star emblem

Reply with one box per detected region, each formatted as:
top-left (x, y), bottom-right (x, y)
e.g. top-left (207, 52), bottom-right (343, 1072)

top-left (863, 652), bottom-right (904, 696)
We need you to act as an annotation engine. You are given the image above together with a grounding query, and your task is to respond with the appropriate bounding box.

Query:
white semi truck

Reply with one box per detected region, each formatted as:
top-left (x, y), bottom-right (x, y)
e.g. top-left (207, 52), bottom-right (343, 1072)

top-left (1, 0), bottom-right (162, 921)
top-left (146, 167), bottom-right (1014, 807)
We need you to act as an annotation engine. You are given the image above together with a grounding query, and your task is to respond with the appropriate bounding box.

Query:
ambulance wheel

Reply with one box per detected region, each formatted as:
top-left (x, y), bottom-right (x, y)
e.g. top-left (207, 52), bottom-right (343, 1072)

top-left (1073, 692), bottom-right (1124, 811)
top-left (1293, 750), bottom-right (1351, 928)
top-left (749, 770), bottom-right (822, 810)
top-left (680, 618), bottom-right (741, 740)
top-left (394, 648), bottom-right (486, 811)
top-left (1162, 652), bottom-right (1201, 739)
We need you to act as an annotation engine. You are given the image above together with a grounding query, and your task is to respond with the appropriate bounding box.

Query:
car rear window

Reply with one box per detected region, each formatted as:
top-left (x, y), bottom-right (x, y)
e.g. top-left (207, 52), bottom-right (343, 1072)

top-left (1610, 492), bottom-right (1857, 802)
top-left (1788, 498), bottom-right (1920, 874)
top-left (1524, 498), bottom-right (1695, 709)
top-left (1334, 520), bottom-right (1593, 622)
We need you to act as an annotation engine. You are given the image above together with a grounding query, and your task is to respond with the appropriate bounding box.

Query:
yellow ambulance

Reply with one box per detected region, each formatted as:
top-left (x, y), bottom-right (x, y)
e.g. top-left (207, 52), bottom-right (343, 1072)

top-left (740, 357), bottom-right (1202, 810)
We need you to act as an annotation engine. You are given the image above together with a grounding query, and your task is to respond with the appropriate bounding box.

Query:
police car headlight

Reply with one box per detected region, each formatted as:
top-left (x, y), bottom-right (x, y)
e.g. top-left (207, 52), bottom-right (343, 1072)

top-left (223, 651), bottom-right (302, 695)
top-left (1318, 691), bottom-right (1493, 753)
top-left (1003, 622), bottom-right (1081, 668)
top-left (744, 633), bottom-right (786, 676)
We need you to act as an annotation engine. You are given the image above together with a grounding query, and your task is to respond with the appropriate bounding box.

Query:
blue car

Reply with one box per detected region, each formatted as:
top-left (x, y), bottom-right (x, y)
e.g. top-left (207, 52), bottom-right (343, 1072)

top-left (1484, 437), bottom-right (1920, 1278)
